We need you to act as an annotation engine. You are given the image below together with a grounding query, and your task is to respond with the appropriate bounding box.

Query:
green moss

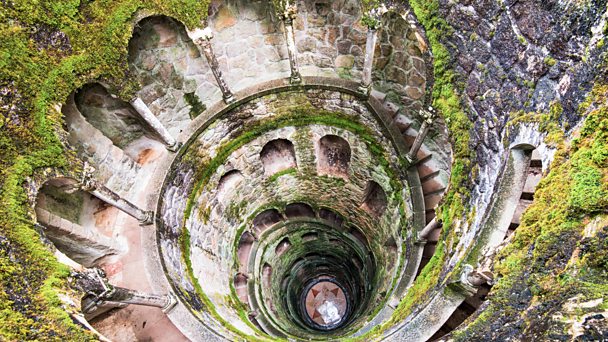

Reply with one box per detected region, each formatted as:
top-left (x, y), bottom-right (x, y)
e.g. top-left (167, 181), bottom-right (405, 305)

top-left (337, 67), bottom-right (354, 80)
top-left (544, 56), bottom-right (557, 67)
top-left (266, 167), bottom-right (297, 183)
top-left (0, 1), bottom-right (213, 338)
top-left (360, 0), bottom-right (382, 28)
top-left (457, 84), bottom-right (608, 339)
top-left (568, 162), bottom-right (608, 213)
top-left (184, 92), bottom-right (206, 119)
top-left (518, 35), bottom-right (528, 45)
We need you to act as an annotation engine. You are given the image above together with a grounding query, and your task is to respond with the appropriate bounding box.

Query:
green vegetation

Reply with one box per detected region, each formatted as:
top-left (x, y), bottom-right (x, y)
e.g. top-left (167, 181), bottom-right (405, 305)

top-left (455, 84), bottom-right (608, 340)
top-left (0, 1), bottom-right (211, 338)
top-left (266, 167), bottom-right (297, 183)
top-left (184, 92), bottom-right (207, 119)
top-left (544, 56), bottom-right (557, 67)
top-left (360, 0), bottom-right (382, 29)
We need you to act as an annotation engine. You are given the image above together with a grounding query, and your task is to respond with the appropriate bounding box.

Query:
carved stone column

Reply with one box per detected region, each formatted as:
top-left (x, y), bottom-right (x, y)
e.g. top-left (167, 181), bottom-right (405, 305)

top-left (189, 28), bottom-right (235, 104)
top-left (418, 217), bottom-right (442, 241)
top-left (75, 268), bottom-right (177, 317)
top-left (407, 108), bottom-right (436, 162)
top-left (359, 4), bottom-right (387, 95)
top-left (280, 2), bottom-right (302, 84)
top-left (359, 28), bottom-right (378, 95)
top-left (130, 97), bottom-right (180, 152)
top-left (80, 166), bottom-right (153, 225)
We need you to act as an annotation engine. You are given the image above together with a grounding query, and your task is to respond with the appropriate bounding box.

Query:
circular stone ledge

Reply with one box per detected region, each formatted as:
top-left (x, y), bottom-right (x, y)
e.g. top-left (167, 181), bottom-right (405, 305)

top-left (143, 78), bottom-right (439, 341)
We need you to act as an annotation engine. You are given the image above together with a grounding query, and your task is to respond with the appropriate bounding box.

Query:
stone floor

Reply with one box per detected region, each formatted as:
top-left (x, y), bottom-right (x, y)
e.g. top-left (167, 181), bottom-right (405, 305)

top-left (305, 281), bottom-right (347, 328)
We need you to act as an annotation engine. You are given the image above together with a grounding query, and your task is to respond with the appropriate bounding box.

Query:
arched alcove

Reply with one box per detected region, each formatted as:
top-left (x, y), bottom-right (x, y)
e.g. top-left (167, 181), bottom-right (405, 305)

top-left (234, 273), bottom-right (249, 304)
top-left (285, 203), bottom-right (315, 218)
top-left (217, 169), bottom-right (244, 203)
top-left (252, 209), bottom-right (283, 235)
top-left (301, 232), bottom-right (319, 242)
top-left (318, 208), bottom-right (344, 227)
top-left (262, 263), bottom-right (273, 290)
top-left (428, 145), bottom-right (545, 341)
top-left (128, 15), bottom-right (210, 126)
top-left (484, 145), bottom-right (543, 249)
top-left (275, 237), bottom-right (292, 257)
top-left (35, 178), bottom-right (121, 267)
top-left (361, 181), bottom-right (388, 217)
top-left (70, 84), bottom-right (166, 164)
top-left (237, 231), bottom-right (256, 273)
top-left (317, 135), bottom-right (351, 178)
top-left (260, 139), bottom-right (297, 176)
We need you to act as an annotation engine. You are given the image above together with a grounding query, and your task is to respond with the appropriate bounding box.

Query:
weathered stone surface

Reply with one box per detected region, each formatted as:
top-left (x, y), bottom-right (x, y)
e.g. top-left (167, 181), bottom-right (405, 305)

top-left (213, 5), bottom-right (237, 31)
top-left (335, 54), bottom-right (355, 68)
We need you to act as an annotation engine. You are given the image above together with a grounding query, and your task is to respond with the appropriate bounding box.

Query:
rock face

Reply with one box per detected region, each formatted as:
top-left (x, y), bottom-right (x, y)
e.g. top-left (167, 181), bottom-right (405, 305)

top-left (443, 0), bottom-right (607, 148)
top-left (432, 0), bottom-right (608, 340)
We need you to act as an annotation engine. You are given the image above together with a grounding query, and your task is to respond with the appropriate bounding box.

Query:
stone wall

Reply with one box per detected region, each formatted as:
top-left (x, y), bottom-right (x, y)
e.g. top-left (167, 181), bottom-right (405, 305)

top-left (295, 0), bottom-right (367, 79)
top-left (373, 11), bottom-right (428, 113)
top-left (157, 89), bottom-right (415, 339)
top-left (208, 0), bottom-right (291, 90)
top-left (433, 0), bottom-right (608, 339)
top-left (129, 16), bottom-right (220, 135)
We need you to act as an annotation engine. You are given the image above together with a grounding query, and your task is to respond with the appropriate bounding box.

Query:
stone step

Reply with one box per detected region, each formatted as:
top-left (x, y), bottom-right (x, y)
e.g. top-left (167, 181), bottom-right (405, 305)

top-left (511, 199), bottom-right (533, 225)
top-left (393, 114), bottom-right (412, 134)
top-left (425, 228), bottom-right (442, 243)
top-left (523, 167), bottom-right (542, 194)
top-left (424, 193), bottom-right (443, 210)
top-left (423, 187), bottom-right (447, 198)
top-left (530, 149), bottom-right (542, 167)
top-left (422, 179), bottom-right (446, 195)
top-left (420, 170), bottom-right (440, 184)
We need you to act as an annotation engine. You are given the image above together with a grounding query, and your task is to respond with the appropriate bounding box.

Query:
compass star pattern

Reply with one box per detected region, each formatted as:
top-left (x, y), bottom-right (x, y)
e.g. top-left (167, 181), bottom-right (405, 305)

top-left (305, 281), bottom-right (347, 327)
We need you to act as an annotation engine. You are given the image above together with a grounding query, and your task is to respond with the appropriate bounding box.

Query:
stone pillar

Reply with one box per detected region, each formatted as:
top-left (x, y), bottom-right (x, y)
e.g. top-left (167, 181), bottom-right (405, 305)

top-left (102, 287), bottom-right (177, 311)
top-left (280, 2), bottom-right (302, 84)
top-left (359, 28), bottom-right (378, 95)
top-left (75, 268), bottom-right (177, 316)
top-left (130, 97), bottom-right (180, 152)
top-left (418, 217), bottom-right (442, 241)
top-left (407, 108), bottom-right (436, 162)
top-left (188, 28), bottom-right (235, 104)
top-left (80, 168), bottom-right (153, 225)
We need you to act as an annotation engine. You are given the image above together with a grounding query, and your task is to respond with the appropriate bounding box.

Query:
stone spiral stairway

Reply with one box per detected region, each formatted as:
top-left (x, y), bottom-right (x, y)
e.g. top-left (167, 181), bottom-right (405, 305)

top-left (33, 1), bottom-right (462, 341)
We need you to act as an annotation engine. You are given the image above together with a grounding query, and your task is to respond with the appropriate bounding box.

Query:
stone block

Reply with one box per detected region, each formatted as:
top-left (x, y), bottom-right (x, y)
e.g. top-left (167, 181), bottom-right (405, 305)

top-left (335, 55), bottom-right (355, 69)
top-left (405, 86), bottom-right (424, 100)
top-left (213, 5), bottom-right (237, 31)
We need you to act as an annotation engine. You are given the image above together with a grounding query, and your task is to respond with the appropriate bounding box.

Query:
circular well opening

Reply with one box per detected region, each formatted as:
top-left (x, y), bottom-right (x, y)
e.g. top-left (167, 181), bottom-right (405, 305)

top-left (301, 278), bottom-right (350, 331)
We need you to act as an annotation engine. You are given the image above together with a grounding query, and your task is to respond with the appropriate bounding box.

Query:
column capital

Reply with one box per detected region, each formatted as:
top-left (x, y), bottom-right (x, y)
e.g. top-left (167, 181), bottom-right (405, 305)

top-left (449, 264), bottom-right (494, 297)
top-left (281, 4), bottom-right (298, 22)
top-left (447, 264), bottom-right (479, 297)
top-left (79, 162), bottom-right (98, 192)
top-left (421, 106), bottom-right (437, 124)
top-left (162, 292), bottom-right (178, 313)
top-left (187, 27), bottom-right (214, 45)
top-left (361, 4), bottom-right (388, 30)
